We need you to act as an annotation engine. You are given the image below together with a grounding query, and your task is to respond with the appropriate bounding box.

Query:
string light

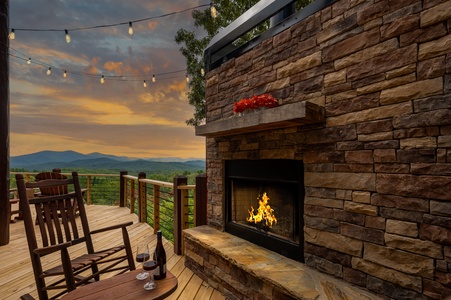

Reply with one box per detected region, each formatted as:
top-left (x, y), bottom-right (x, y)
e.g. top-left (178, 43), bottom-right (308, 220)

top-left (100, 75), bottom-right (105, 84)
top-left (65, 30), bottom-right (71, 43)
top-left (200, 68), bottom-right (205, 76)
top-left (9, 29), bottom-right (15, 40)
top-left (210, 2), bottom-right (217, 18)
top-left (128, 22), bottom-right (134, 35)
top-left (186, 75), bottom-right (189, 83)
top-left (7, 48), bottom-right (190, 86)
top-left (143, 80), bottom-right (147, 88)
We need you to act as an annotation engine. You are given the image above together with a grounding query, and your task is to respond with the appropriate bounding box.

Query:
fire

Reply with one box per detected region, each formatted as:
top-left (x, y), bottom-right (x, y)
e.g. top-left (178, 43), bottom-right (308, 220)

top-left (246, 192), bottom-right (277, 228)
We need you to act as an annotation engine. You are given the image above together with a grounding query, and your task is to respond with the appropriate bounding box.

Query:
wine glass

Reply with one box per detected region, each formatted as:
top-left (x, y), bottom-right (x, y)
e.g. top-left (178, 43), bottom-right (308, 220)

top-left (143, 260), bottom-right (158, 290)
top-left (135, 244), bottom-right (150, 280)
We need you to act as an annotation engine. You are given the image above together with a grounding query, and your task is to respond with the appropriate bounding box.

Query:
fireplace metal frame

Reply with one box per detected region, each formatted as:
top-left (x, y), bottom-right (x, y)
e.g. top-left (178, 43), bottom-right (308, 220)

top-left (224, 159), bottom-right (305, 262)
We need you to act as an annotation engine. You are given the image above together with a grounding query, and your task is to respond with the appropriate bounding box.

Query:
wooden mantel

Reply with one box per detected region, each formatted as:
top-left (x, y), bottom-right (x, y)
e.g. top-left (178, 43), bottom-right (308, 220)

top-left (195, 102), bottom-right (325, 138)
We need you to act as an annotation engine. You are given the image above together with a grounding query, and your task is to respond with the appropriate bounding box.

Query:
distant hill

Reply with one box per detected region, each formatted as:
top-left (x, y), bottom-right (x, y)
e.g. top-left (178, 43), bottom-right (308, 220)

top-left (10, 151), bottom-right (205, 174)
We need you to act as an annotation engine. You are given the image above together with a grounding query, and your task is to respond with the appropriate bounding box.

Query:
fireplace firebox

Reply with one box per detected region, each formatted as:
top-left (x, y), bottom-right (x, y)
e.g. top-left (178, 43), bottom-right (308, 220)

top-left (225, 159), bottom-right (304, 262)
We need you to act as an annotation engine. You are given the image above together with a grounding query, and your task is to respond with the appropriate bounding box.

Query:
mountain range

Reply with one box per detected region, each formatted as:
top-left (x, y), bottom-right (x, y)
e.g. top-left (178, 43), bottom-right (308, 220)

top-left (10, 151), bottom-right (205, 173)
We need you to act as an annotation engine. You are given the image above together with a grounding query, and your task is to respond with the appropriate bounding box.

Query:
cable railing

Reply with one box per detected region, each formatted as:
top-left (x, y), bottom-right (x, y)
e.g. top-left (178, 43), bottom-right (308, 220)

top-left (10, 171), bottom-right (207, 255)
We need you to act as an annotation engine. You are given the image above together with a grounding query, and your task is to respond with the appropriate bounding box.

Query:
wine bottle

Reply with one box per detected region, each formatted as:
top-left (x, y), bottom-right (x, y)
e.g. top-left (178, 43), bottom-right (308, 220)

top-left (153, 230), bottom-right (166, 280)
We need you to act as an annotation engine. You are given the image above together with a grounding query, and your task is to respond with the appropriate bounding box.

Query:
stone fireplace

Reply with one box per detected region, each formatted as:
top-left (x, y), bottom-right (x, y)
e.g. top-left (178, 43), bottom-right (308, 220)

top-left (184, 0), bottom-right (451, 299)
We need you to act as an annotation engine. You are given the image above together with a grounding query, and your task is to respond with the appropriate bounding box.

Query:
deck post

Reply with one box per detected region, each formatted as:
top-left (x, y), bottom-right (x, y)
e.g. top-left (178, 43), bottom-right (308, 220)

top-left (195, 174), bottom-right (207, 226)
top-left (173, 175), bottom-right (187, 255)
top-left (119, 171), bottom-right (127, 207)
top-left (138, 172), bottom-right (146, 223)
top-left (0, 0), bottom-right (10, 246)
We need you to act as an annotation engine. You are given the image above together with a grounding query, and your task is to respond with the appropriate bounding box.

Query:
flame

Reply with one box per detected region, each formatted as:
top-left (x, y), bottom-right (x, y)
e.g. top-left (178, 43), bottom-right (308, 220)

top-left (246, 192), bottom-right (277, 228)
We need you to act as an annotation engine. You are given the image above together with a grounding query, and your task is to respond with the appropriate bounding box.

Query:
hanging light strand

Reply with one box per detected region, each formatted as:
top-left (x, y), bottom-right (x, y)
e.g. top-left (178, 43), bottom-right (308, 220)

top-left (9, 3), bottom-right (210, 39)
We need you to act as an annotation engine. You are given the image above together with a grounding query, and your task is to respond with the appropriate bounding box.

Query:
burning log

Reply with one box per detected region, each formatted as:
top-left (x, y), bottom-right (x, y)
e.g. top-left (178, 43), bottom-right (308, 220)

top-left (246, 192), bottom-right (277, 228)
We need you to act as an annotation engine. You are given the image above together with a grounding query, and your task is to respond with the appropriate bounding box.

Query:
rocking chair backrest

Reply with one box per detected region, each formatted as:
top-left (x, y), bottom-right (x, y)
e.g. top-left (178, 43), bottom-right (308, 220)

top-left (16, 172), bottom-right (93, 251)
top-left (35, 171), bottom-right (68, 196)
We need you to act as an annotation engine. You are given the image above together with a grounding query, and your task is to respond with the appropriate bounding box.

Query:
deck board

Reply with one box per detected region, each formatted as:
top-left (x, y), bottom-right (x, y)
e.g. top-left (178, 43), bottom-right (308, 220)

top-left (0, 204), bottom-right (225, 300)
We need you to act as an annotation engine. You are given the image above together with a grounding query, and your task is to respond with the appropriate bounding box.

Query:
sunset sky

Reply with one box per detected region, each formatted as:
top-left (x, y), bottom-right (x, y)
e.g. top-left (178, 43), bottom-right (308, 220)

top-left (9, 0), bottom-right (208, 159)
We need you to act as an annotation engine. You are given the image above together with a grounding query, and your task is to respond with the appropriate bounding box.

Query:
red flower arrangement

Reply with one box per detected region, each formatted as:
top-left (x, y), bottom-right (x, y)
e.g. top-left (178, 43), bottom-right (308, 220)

top-left (233, 94), bottom-right (279, 114)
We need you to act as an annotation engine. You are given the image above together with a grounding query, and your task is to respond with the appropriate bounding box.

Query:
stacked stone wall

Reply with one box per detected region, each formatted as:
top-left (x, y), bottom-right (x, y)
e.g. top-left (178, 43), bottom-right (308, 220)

top-left (204, 0), bottom-right (451, 298)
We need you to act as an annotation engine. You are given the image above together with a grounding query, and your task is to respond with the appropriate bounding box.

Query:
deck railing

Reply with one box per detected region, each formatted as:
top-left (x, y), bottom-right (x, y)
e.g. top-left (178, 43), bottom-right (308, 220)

top-left (10, 171), bottom-right (207, 254)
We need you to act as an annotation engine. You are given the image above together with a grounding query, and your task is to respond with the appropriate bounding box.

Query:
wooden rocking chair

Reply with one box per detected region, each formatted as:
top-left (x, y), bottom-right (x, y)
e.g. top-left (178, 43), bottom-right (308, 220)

top-left (15, 171), bottom-right (136, 300)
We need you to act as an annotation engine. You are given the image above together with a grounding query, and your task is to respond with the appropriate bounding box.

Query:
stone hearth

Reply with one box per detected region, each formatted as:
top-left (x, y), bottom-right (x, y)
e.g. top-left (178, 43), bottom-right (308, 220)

top-left (184, 226), bottom-right (381, 300)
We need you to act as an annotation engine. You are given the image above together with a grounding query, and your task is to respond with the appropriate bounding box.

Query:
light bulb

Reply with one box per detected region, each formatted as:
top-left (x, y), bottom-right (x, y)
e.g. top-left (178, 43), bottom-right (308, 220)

top-left (143, 80), bottom-right (147, 88)
top-left (210, 3), bottom-right (217, 18)
top-left (100, 75), bottom-right (105, 84)
top-left (27, 58), bottom-right (31, 65)
top-left (46, 67), bottom-right (51, 75)
top-left (201, 68), bottom-right (205, 76)
top-left (186, 75), bottom-right (189, 83)
top-left (9, 29), bottom-right (15, 40)
top-left (128, 22), bottom-right (134, 35)
top-left (65, 29), bottom-right (71, 43)
top-left (63, 71), bottom-right (67, 78)
top-left (152, 75), bottom-right (156, 82)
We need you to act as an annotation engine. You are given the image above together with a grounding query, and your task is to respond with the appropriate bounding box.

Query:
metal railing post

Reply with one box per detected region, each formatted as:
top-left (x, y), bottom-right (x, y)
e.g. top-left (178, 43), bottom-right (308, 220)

top-left (153, 185), bottom-right (160, 233)
top-left (173, 175), bottom-right (187, 255)
top-left (138, 172), bottom-right (147, 223)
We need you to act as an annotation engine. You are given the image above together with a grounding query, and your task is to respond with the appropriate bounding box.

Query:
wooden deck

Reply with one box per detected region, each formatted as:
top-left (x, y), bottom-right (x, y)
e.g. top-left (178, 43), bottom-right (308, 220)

top-left (0, 205), bottom-right (225, 300)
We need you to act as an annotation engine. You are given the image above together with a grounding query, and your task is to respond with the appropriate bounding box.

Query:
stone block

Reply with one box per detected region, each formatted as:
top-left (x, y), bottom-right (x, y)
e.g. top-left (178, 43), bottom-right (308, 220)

top-left (414, 94), bottom-right (451, 113)
top-left (399, 137), bottom-right (437, 149)
top-left (305, 172), bottom-right (376, 191)
top-left (357, 72), bottom-right (417, 95)
top-left (386, 219), bottom-right (418, 238)
top-left (371, 193), bottom-right (429, 212)
top-left (326, 93), bottom-right (379, 117)
top-left (420, 223), bottom-right (451, 244)
top-left (334, 209), bottom-right (366, 226)
top-left (304, 253), bottom-right (343, 277)
top-left (411, 163), bottom-right (451, 175)
top-left (420, 0), bottom-right (451, 27)
top-left (364, 243), bottom-right (434, 278)
top-left (327, 102), bottom-right (412, 127)
top-left (377, 174), bottom-right (451, 201)
top-left (423, 214), bottom-right (451, 229)
top-left (334, 163), bottom-right (374, 173)
top-left (419, 34), bottom-right (451, 61)
top-left (304, 216), bottom-right (340, 233)
top-left (337, 141), bottom-right (364, 151)
top-left (344, 201), bottom-right (378, 216)
top-left (380, 207), bottom-right (423, 223)
top-left (385, 233), bottom-right (443, 259)
top-left (373, 149), bottom-right (396, 163)
top-left (345, 150), bottom-right (373, 163)
top-left (356, 119), bottom-right (393, 134)
top-left (380, 78), bottom-right (443, 105)
top-left (303, 151), bottom-right (345, 164)
top-left (396, 149), bottom-right (436, 163)
top-left (318, 14), bottom-right (358, 45)
top-left (431, 201), bottom-right (451, 217)
top-left (365, 216), bottom-right (386, 230)
top-left (342, 267), bottom-right (367, 287)
top-left (305, 205), bottom-right (334, 219)
top-left (304, 242), bottom-right (352, 266)
top-left (418, 56), bottom-right (446, 80)
top-left (277, 52), bottom-right (322, 78)
top-left (347, 44), bottom-right (417, 81)
top-left (341, 223), bottom-right (384, 244)
top-left (352, 257), bottom-right (423, 292)
top-left (423, 278), bottom-right (451, 300)
top-left (305, 196), bottom-right (344, 209)
top-left (304, 227), bottom-right (363, 256)
top-left (334, 37), bottom-right (398, 70)
top-left (335, 189), bottom-right (353, 200)
top-left (439, 136), bottom-right (451, 147)
top-left (381, 14), bottom-right (419, 40)
top-left (367, 275), bottom-right (429, 299)
top-left (394, 126), bottom-right (440, 139)
top-left (364, 140), bottom-right (400, 150)
top-left (358, 132), bottom-right (393, 142)
top-left (374, 163), bottom-right (410, 173)
top-left (324, 69), bottom-right (346, 87)
top-left (352, 191), bottom-right (371, 204)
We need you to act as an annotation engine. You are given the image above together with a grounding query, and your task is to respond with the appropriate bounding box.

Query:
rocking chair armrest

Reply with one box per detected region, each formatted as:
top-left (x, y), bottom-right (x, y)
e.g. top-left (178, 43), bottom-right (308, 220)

top-left (33, 241), bottom-right (73, 256)
top-left (90, 221), bottom-right (133, 235)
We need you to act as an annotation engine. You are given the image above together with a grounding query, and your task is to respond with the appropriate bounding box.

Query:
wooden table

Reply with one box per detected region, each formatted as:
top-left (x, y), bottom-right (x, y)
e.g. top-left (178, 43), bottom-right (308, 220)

top-left (61, 270), bottom-right (178, 300)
